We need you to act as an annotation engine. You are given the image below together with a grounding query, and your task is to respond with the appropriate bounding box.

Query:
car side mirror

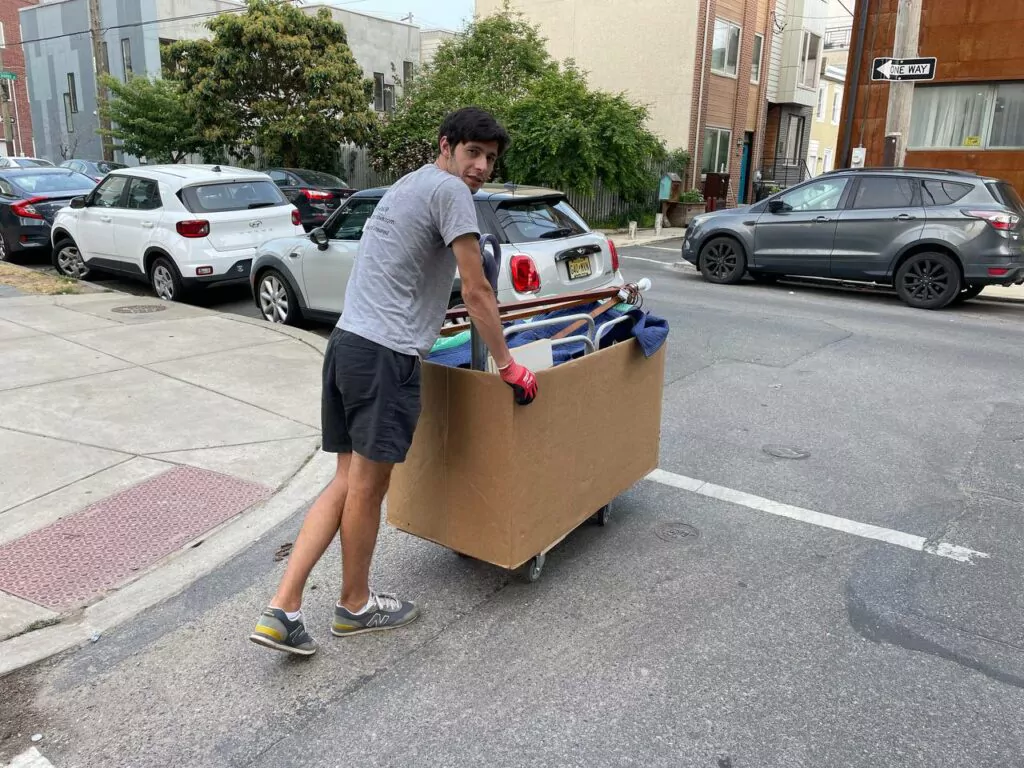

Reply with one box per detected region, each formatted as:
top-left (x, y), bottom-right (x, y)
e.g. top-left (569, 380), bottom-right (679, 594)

top-left (70, 196), bottom-right (86, 209)
top-left (310, 227), bottom-right (329, 250)
top-left (768, 199), bottom-right (788, 214)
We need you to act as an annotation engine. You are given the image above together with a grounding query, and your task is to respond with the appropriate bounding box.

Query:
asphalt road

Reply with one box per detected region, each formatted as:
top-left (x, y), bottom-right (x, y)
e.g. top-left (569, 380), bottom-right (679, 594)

top-left (6, 239), bottom-right (1024, 767)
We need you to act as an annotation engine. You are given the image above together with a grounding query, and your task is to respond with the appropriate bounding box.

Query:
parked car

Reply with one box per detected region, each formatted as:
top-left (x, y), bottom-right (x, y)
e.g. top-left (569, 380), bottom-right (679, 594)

top-left (266, 167), bottom-right (355, 231)
top-left (0, 156), bottom-right (55, 169)
top-left (249, 183), bottom-right (624, 326)
top-left (59, 159), bottom-right (128, 183)
top-left (0, 168), bottom-right (99, 263)
top-left (682, 167), bottom-right (1024, 309)
top-left (50, 164), bottom-right (304, 301)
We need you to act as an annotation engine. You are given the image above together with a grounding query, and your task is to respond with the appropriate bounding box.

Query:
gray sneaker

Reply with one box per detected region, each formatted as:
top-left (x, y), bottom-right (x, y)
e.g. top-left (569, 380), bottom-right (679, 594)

top-left (249, 607), bottom-right (317, 656)
top-left (332, 591), bottom-right (420, 637)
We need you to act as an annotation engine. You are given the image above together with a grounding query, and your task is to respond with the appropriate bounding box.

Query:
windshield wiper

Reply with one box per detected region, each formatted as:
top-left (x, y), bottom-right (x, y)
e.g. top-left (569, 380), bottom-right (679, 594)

top-left (248, 202), bottom-right (274, 209)
top-left (538, 227), bottom-right (577, 239)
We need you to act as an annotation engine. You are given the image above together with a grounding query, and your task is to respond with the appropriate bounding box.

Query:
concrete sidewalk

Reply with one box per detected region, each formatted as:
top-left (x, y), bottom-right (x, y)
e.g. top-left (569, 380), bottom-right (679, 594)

top-left (0, 292), bottom-right (335, 675)
top-left (606, 226), bottom-right (686, 248)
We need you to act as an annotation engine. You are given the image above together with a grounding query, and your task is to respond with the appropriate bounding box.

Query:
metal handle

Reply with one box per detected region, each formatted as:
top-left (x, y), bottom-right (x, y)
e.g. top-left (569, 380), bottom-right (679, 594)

top-left (504, 313), bottom-right (596, 341)
top-left (814, 216), bottom-right (831, 223)
top-left (288, 251), bottom-right (301, 259)
top-left (893, 213), bottom-right (916, 221)
top-left (100, 216), bottom-right (112, 223)
top-left (595, 314), bottom-right (634, 346)
top-left (142, 221), bottom-right (154, 228)
top-left (550, 335), bottom-right (595, 355)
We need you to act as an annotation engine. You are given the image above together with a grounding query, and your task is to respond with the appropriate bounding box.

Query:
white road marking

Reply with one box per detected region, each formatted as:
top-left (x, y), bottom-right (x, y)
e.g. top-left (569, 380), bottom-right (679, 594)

top-left (620, 255), bottom-right (681, 266)
top-left (5, 748), bottom-right (55, 768)
top-left (621, 245), bottom-right (681, 252)
top-left (645, 468), bottom-right (990, 564)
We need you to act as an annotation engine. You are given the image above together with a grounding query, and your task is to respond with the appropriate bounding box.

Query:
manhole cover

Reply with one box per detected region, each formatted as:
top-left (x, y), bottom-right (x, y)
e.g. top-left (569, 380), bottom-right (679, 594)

top-left (656, 522), bottom-right (700, 543)
top-left (111, 304), bottom-right (167, 314)
top-left (762, 445), bottom-right (810, 460)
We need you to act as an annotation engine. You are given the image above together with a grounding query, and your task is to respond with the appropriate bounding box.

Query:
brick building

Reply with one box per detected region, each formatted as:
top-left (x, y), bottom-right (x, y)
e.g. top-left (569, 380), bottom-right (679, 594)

top-left (838, 0), bottom-right (1024, 193)
top-left (0, 0), bottom-right (38, 158)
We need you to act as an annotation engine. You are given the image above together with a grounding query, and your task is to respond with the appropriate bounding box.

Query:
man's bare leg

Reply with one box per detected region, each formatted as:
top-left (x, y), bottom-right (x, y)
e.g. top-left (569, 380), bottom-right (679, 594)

top-left (338, 452), bottom-right (393, 613)
top-left (269, 452), bottom-right (351, 613)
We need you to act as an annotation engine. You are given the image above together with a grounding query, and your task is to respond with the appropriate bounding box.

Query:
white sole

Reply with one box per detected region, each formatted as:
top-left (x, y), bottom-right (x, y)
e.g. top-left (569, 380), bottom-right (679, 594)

top-left (330, 611), bottom-right (420, 638)
top-left (248, 633), bottom-right (316, 656)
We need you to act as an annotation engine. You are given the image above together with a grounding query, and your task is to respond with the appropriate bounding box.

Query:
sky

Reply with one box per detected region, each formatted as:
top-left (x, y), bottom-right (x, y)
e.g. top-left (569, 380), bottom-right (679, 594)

top-left (323, 0), bottom-right (476, 32)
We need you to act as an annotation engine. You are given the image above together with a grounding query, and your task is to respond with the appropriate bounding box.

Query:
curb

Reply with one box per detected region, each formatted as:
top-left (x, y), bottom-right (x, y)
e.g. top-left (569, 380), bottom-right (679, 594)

top-left (610, 234), bottom-right (686, 248)
top-left (0, 450), bottom-right (336, 678)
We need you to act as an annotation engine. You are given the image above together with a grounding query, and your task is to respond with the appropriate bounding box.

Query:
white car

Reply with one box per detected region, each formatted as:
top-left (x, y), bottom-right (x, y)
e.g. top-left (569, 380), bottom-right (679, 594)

top-left (249, 183), bottom-right (625, 325)
top-left (50, 164), bottom-right (304, 301)
top-left (0, 156), bottom-right (55, 169)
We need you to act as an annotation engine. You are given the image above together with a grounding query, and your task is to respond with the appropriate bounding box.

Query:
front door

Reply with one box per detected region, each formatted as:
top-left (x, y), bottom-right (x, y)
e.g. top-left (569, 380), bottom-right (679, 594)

top-left (831, 175), bottom-right (925, 281)
top-left (301, 197), bottom-right (378, 313)
top-left (75, 175), bottom-right (129, 261)
top-left (738, 133), bottom-right (753, 204)
top-left (114, 176), bottom-right (164, 274)
top-left (753, 176), bottom-right (852, 276)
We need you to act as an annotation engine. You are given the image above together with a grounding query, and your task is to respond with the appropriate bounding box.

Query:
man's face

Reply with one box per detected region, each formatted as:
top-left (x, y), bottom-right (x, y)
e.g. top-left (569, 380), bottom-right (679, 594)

top-left (439, 137), bottom-right (499, 192)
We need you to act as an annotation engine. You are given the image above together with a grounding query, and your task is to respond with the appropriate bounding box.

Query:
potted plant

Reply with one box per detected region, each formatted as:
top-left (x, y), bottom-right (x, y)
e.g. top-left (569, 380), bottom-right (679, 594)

top-left (679, 188), bottom-right (705, 226)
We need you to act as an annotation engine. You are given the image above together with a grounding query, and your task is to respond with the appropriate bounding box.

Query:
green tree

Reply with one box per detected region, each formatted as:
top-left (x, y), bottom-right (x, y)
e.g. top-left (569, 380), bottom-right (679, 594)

top-left (166, 0), bottom-right (374, 169)
top-left (365, 5), bottom-right (665, 198)
top-left (96, 75), bottom-right (206, 163)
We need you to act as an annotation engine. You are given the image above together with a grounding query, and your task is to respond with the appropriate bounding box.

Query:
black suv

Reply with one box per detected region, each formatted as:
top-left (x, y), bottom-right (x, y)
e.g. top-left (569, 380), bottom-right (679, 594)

top-left (682, 168), bottom-right (1024, 309)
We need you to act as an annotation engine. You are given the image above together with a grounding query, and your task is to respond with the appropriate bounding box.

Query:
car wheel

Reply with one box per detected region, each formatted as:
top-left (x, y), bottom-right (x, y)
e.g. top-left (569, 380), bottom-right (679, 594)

top-left (0, 232), bottom-right (12, 263)
top-left (749, 271), bottom-right (780, 284)
top-left (950, 284), bottom-right (985, 305)
top-left (150, 256), bottom-right (185, 302)
top-left (256, 269), bottom-right (300, 325)
top-left (699, 237), bottom-right (746, 285)
top-left (895, 252), bottom-right (962, 310)
top-left (52, 239), bottom-right (91, 279)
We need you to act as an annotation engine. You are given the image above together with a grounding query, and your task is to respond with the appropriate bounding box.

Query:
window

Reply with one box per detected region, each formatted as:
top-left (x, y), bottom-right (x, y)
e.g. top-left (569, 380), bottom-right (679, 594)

top-left (101, 42), bottom-right (109, 74)
top-left (785, 115), bottom-right (804, 163)
top-left (269, 170), bottom-right (289, 186)
top-left (798, 31), bottom-right (821, 89)
top-left (921, 180), bottom-right (973, 206)
top-left (808, 140), bottom-right (819, 177)
top-left (823, 147), bottom-right (834, 173)
top-left (179, 181), bottom-right (288, 213)
top-left (403, 60), bottom-right (414, 85)
top-left (0, 22), bottom-right (5, 49)
top-left (852, 176), bottom-right (917, 209)
top-left (494, 199), bottom-right (588, 242)
top-left (67, 73), bottom-right (78, 113)
top-left (909, 83), bottom-right (1024, 150)
top-left (383, 83), bottom-right (395, 112)
top-left (775, 177), bottom-right (849, 212)
top-left (751, 34), bottom-right (764, 84)
top-left (125, 177), bottom-right (162, 211)
top-left (989, 181), bottom-right (1024, 214)
top-left (711, 19), bottom-right (741, 77)
top-left (326, 198), bottom-right (379, 240)
top-left (816, 84), bottom-right (827, 121)
top-left (702, 127), bottom-right (732, 173)
top-left (832, 87), bottom-right (843, 125)
top-left (92, 176), bottom-right (129, 208)
top-left (373, 72), bottom-right (385, 111)
top-left (9, 172), bottom-right (96, 195)
top-left (121, 38), bottom-right (132, 79)
top-left (63, 93), bottom-right (74, 133)
top-left (0, 179), bottom-right (13, 197)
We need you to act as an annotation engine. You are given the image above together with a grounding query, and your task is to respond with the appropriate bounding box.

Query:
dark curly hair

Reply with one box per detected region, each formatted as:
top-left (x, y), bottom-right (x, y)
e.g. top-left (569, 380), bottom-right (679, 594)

top-left (438, 107), bottom-right (510, 157)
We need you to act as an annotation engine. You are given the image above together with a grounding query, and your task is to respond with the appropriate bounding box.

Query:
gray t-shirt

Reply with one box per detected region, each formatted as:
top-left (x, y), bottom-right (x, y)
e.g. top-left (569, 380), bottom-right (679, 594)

top-left (338, 164), bottom-right (480, 358)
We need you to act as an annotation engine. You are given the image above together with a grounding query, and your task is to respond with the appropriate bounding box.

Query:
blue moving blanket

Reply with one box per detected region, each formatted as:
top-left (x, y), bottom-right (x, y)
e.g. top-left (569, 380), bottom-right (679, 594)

top-left (427, 302), bottom-right (669, 369)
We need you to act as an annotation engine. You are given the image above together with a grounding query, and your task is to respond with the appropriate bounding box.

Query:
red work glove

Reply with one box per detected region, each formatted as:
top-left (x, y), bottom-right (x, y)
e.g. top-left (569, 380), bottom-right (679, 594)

top-left (498, 359), bottom-right (538, 405)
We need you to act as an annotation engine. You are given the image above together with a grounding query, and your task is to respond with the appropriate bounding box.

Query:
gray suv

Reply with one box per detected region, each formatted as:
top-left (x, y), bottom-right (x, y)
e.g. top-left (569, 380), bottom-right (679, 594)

top-left (681, 168), bottom-right (1024, 309)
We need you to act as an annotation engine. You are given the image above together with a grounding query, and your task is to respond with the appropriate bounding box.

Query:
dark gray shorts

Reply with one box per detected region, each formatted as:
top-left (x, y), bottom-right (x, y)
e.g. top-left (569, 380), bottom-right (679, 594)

top-left (321, 328), bottom-right (422, 463)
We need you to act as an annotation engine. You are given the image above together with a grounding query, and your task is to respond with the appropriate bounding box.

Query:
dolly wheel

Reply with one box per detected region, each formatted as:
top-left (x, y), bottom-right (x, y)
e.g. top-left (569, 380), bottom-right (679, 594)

top-left (526, 553), bottom-right (546, 583)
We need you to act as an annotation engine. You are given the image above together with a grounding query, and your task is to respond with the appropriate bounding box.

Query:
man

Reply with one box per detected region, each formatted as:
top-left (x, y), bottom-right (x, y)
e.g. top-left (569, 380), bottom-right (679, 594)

top-left (249, 107), bottom-right (538, 656)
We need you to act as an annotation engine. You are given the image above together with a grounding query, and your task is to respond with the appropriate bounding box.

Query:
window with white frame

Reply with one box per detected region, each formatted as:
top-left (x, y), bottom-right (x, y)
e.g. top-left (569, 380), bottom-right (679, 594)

top-left (0, 22), bottom-right (6, 48)
top-left (832, 86), bottom-right (843, 124)
top-left (823, 147), bottom-right (834, 173)
top-left (711, 19), bottom-right (741, 78)
top-left (816, 84), bottom-right (827, 121)
top-left (798, 31), bottom-right (821, 89)
top-left (909, 82), bottom-right (1024, 149)
top-left (702, 127), bottom-right (732, 173)
top-left (751, 34), bottom-right (764, 84)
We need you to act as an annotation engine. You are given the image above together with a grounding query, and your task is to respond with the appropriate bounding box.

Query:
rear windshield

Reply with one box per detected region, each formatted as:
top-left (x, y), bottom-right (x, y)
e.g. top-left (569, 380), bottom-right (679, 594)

top-left (95, 161), bottom-right (127, 173)
top-left (495, 198), bottom-right (588, 242)
top-left (179, 180), bottom-right (288, 213)
top-left (988, 181), bottom-right (1024, 214)
top-left (296, 170), bottom-right (348, 188)
top-left (18, 159), bottom-right (53, 167)
top-left (10, 171), bottom-right (96, 194)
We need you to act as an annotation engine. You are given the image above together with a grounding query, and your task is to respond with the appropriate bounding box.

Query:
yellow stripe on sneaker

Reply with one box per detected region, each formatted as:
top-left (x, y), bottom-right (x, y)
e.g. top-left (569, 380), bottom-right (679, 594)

top-left (256, 624), bottom-right (284, 641)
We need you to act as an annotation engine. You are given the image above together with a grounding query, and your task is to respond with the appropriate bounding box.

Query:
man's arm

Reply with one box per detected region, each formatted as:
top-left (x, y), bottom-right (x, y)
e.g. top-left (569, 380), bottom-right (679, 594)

top-left (452, 233), bottom-right (512, 367)
top-left (451, 233), bottom-right (537, 404)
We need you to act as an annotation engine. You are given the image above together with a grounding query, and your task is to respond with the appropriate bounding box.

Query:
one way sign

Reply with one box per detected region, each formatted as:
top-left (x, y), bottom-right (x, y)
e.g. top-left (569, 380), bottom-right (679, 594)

top-left (872, 57), bottom-right (937, 82)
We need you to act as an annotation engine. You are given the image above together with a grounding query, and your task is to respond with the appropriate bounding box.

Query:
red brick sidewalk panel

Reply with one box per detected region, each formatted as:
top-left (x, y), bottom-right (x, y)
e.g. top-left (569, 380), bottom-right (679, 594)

top-left (0, 466), bottom-right (271, 611)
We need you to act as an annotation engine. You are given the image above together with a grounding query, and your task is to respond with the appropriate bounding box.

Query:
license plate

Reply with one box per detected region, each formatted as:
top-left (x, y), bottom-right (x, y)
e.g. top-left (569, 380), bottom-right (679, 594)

top-left (567, 254), bottom-right (592, 280)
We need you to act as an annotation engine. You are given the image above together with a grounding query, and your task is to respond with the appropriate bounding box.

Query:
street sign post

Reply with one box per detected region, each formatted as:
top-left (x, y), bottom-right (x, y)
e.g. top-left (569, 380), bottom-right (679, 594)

top-left (871, 57), bottom-right (936, 82)
top-left (0, 72), bottom-right (16, 81)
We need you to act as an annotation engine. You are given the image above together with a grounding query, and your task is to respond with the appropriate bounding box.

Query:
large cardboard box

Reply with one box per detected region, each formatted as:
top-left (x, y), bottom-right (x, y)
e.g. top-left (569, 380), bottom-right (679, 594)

top-left (387, 338), bottom-right (666, 570)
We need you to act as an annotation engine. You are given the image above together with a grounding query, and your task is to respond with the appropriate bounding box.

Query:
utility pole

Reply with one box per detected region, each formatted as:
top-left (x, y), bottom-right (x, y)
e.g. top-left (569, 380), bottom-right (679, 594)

top-left (883, 0), bottom-right (922, 167)
top-left (0, 44), bottom-right (15, 157)
top-left (88, 0), bottom-right (115, 161)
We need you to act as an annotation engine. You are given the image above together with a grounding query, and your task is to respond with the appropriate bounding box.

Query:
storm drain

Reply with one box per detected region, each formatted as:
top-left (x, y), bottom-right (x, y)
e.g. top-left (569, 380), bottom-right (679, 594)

top-left (656, 522), bottom-right (700, 543)
top-left (111, 304), bottom-right (167, 314)
top-left (762, 445), bottom-right (810, 460)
